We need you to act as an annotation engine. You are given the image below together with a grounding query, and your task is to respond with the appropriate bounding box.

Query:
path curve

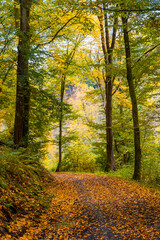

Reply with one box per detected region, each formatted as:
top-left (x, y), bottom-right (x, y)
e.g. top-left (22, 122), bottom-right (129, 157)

top-left (51, 173), bottom-right (160, 240)
top-left (3, 172), bottom-right (159, 240)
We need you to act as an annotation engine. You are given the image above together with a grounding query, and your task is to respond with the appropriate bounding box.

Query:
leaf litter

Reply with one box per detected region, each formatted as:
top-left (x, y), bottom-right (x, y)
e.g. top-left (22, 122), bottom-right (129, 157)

top-left (1, 172), bottom-right (160, 239)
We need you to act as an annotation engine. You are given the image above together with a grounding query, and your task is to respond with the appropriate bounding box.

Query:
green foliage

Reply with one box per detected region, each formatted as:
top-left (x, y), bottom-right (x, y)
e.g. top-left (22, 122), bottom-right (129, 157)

top-left (93, 141), bottom-right (106, 170)
top-left (0, 0), bottom-right (159, 189)
top-left (30, 87), bottom-right (60, 139)
top-left (105, 165), bottom-right (134, 180)
top-left (61, 140), bottom-right (97, 172)
top-left (141, 141), bottom-right (160, 186)
top-left (0, 146), bottom-right (52, 215)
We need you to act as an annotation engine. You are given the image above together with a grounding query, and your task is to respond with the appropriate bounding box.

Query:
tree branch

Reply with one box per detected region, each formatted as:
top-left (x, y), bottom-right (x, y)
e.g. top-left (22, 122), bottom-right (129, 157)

top-left (135, 43), bottom-right (160, 63)
top-left (97, 13), bottom-right (107, 63)
top-left (103, 3), bottom-right (110, 52)
top-left (112, 84), bottom-right (120, 96)
top-left (0, 63), bottom-right (15, 93)
top-left (107, 8), bottom-right (160, 12)
top-left (35, 16), bottom-right (77, 48)
top-left (111, 17), bottom-right (118, 50)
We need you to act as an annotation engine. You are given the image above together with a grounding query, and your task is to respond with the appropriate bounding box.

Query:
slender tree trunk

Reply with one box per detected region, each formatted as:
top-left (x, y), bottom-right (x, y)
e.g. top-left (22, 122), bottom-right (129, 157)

top-left (122, 16), bottom-right (141, 180)
top-left (56, 75), bottom-right (65, 172)
top-left (55, 46), bottom-right (77, 172)
top-left (56, 118), bottom-right (62, 172)
top-left (105, 77), bottom-right (115, 171)
top-left (98, 5), bottom-right (117, 171)
top-left (14, 0), bottom-right (31, 148)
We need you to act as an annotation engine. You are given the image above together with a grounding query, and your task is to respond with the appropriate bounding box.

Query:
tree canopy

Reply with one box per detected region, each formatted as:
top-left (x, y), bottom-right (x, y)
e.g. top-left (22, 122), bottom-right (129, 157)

top-left (0, 0), bottom-right (160, 182)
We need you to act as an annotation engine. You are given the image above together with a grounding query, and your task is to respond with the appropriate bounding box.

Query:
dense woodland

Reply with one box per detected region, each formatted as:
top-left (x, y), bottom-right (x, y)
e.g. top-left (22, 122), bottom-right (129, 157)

top-left (0, 0), bottom-right (160, 239)
top-left (0, 0), bottom-right (160, 181)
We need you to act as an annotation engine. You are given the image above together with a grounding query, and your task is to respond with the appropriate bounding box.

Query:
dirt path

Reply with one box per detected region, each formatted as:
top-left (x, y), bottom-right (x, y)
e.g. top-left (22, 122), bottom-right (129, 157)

top-left (2, 173), bottom-right (160, 239)
top-left (51, 173), bottom-right (160, 240)
top-left (72, 175), bottom-right (117, 239)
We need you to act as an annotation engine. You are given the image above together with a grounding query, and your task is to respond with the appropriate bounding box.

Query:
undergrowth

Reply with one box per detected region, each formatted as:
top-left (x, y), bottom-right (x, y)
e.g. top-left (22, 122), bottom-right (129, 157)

top-left (0, 146), bottom-right (55, 236)
top-left (96, 165), bottom-right (160, 190)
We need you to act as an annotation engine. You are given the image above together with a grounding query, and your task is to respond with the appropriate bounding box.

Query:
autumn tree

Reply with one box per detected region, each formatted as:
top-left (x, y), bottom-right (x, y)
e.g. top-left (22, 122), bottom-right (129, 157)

top-left (0, 2), bottom-right (16, 95)
top-left (13, 0), bottom-right (82, 148)
top-left (97, 3), bottom-right (118, 171)
top-left (119, 0), bottom-right (160, 179)
top-left (121, 15), bottom-right (141, 180)
top-left (0, 0), bottom-right (159, 183)
top-left (55, 38), bottom-right (82, 172)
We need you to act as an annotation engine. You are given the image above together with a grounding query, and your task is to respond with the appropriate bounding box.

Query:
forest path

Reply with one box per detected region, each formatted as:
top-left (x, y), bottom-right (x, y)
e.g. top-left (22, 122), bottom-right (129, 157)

top-left (3, 173), bottom-right (160, 240)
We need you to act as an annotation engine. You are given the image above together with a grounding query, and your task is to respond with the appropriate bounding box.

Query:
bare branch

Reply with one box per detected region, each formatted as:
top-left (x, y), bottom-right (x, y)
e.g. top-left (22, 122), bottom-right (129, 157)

top-left (36, 16), bottom-right (77, 48)
top-left (104, 8), bottom-right (160, 12)
top-left (111, 17), bottom-right (118, 50)
top-left (0, 62), bottom-right (15, 93)
top-left (103, 4), bottom-right (110, 52)
top-left (96, 76), bottom-right (105, 106)
top-left (112, 84), bottom-right (120, 96)
top-left (97, 13), bottom-right (107, 59)
top-left (135, 43), bottom-right (160, 64)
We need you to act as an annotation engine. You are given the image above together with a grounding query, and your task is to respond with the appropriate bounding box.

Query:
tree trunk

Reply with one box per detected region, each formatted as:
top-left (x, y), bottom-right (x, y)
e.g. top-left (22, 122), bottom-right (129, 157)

top-left (98, 5), bottom-right (117, 171)
top-left (105, 77), bottom-right (115, 171)
top-left (56, 118), bottom-right (62, 172)
top-left (56, 75), bottom-right (65, 172)
top-left (14, 0), bottom-right (31, 148)
top-left (122, 16), bottom-right (141, 180)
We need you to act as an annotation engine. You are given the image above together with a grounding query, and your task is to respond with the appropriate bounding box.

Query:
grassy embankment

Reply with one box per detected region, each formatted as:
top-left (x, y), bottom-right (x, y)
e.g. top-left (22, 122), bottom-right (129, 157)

top-left (0, 146), bottom-right (55, 237)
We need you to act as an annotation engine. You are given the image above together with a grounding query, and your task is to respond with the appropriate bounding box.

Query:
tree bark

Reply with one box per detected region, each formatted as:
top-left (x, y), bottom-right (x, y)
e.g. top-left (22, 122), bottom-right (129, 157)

top-left (14, 0), bottom-right (31, 148)
top-left (56, 75), bottom-right (65, 172)
top-left (122, 16), bottom-right (141, 180)
top-left (105, 76), bottom-right (115, 171)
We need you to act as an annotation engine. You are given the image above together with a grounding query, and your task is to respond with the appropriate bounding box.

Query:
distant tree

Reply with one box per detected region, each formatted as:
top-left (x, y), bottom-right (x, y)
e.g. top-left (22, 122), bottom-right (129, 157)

top-left (55, 37), bottom-right (83, 172)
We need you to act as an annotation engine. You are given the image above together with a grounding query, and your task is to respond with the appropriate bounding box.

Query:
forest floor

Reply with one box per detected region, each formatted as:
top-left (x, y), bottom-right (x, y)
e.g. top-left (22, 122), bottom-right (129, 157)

top-left (1, 172), bottom-right (160, 240)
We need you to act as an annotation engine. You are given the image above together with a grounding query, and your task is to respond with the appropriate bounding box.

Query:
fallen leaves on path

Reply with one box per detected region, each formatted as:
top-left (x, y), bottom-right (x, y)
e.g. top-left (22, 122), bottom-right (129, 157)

top-left (1, 173), bottom-right (160, 239)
